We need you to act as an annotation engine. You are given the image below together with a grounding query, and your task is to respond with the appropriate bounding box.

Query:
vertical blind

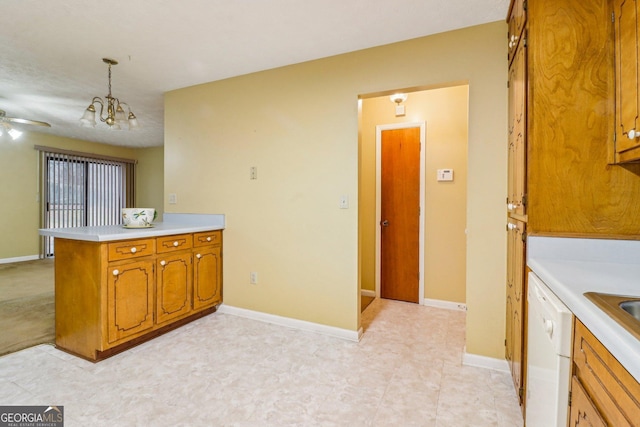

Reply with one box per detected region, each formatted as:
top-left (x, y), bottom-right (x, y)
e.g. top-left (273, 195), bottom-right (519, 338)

top-left (36, 145), bottom-right (136, 257)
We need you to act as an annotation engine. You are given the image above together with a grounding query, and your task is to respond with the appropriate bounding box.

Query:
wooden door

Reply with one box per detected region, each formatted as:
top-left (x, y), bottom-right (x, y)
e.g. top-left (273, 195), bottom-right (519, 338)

top-left (156, 252), bottom-right (192, 325)
top-left (107, 259), bottom-right (155, 344)
top-left (380, 127), bottom-right (420, 303)
top-left (193, 246), bottom-right (222, 310)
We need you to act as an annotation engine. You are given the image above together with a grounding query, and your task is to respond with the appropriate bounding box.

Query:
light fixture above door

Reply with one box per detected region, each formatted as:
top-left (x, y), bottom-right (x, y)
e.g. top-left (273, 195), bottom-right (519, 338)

top-left (80, 58), bottom-right (140, 130)
top-left (390, 93), bottom-right (408, 117)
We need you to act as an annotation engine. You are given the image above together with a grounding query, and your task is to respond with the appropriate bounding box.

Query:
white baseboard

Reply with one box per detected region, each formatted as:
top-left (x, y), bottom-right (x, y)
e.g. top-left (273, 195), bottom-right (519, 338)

top-left (422, 298), bottom-right (467, 311)
top-left (360, 289), bottom-right (376, 297)
top-left (462, 350), bottom-right (510, 372)
top-left (217, 304), bottom-right (362, 342)
top-left (0, 255), bottom-right (40, 264)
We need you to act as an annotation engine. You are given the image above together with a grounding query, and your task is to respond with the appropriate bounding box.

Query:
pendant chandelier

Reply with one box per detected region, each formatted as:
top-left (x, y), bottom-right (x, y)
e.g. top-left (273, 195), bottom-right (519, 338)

top-left (80, 58), bottom-right (139, 130)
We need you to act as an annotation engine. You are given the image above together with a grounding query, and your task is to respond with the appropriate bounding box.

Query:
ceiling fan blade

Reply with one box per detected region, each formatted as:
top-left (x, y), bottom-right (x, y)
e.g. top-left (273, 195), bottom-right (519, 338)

top-left (4, 116), bottom-right (51, 127)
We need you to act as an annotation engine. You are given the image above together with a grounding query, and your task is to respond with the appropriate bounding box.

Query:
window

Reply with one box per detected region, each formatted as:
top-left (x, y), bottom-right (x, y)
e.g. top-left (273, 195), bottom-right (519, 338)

top-left (37, 146), bottom-right (136, 257)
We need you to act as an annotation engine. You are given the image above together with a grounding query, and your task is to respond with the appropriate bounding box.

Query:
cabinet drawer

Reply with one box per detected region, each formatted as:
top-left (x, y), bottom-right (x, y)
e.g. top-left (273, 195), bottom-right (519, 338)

top-left (573, 319), bottom-right (640, 426)
top-left (193, 230), bottom-right (222, 247)
top-left (108, 239), bottom-right (155, 262)
top-left (156, 234), bottom-right (192, 253)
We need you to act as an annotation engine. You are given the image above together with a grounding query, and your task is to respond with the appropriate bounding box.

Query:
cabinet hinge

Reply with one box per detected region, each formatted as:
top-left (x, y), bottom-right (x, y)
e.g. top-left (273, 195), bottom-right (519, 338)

top-left (504, 339), bottom-right (507, 347)
top-left (612, 12), bottom-right (615, 23)
top-left (519, 387), bottom-right (524, 400)
top-left (507, 80), bottom-right (510, 89)
top-left (568, 390), bottom-right (572, 407)
top-left (521, 231), bottom-right (527, 242)
top-left (523, 1), bottom-right (527, 12)
top-left (522, 194), bottom-right (527, 207)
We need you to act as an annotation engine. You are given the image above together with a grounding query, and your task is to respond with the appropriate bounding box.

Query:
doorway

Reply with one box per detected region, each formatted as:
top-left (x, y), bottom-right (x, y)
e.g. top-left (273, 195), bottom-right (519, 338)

top-left (376, 123), bottom-right (425, 304)
top-left (358, 84), bottom-right (469, 315)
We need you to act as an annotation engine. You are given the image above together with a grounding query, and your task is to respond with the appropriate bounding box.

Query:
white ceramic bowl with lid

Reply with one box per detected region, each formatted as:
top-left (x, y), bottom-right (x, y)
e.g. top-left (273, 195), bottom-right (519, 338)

top-left (122, 208), bottom-right (156, 228)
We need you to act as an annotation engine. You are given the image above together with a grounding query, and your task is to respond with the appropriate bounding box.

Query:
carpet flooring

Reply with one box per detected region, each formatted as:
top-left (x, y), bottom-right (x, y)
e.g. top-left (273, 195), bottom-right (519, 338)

top-left (0, 259), bottom-right (55, 356)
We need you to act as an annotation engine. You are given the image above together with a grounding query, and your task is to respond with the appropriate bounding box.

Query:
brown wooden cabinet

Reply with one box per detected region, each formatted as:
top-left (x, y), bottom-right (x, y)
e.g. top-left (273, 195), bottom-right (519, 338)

top-left (613, 0), bottom-right (640, 163)
top-left (156, 252), bottom-right (193, 326)
top-left (54, 229), bottom-right (223, 361)
top-left (193, 231), bottom-right (223, 310)
top-left (570, 318), bottom-right (640, 426)
top-left (570, 376), bottom-right (607, 427)
top-left (505, 218), bottom-right (526, 404)
top-left (107, 259), bottom-right (155, 344)
top-left (506, 0), bottom-right (528, 409)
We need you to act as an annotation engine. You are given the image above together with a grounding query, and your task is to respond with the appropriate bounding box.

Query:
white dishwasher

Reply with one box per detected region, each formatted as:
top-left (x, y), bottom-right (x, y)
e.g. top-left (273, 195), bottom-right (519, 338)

top-left (525, 272), bottom-right (573, 427)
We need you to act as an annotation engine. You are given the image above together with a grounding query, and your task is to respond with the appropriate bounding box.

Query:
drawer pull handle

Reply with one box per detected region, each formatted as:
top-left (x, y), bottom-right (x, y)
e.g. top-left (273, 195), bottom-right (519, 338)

top-left (160, 260), bottom-right (166, 266)
top-left (173, 241), bottom-right (179, 247)
top-left (113, 269), bottom-right (119, 276)
top-left (628, 129), bottom-right (638, 139)
top-left (206, 237), bottom-right (212, 242)
top-left (130, 247), bottom-right (137, 253)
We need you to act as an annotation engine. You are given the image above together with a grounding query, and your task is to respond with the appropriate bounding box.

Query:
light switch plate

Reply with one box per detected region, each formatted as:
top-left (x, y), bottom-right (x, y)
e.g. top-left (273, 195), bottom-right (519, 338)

top-left (339, 195), bottom-right (349, 209)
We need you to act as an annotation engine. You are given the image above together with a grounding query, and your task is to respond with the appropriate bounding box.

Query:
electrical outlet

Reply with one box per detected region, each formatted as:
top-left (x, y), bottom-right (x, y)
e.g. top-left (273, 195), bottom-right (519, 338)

top-left (250, 272), bottom-right (258, 284)
top-left (168, 193), bottom-right (177, 204)
top-left (250, 166), bottom-right (257, 180)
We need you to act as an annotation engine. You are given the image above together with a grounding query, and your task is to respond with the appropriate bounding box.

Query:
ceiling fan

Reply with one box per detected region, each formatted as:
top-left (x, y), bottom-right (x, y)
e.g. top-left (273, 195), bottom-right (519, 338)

top-left (0, 109), bottom-right (51, 140)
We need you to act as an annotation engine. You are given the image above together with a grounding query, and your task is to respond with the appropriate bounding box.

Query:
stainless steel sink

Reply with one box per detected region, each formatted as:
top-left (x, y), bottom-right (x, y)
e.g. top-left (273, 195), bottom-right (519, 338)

top-left (584, 292), bottom-right (640, 340)
top-left (620, 300), bottom-right (640, 320)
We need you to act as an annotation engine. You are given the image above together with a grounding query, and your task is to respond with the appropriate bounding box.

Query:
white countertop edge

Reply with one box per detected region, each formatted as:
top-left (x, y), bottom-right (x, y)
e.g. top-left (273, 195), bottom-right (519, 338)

top-left (39, 222), bottom-right (224, 242)
top-left (527, 236), bottom-right (640, 383)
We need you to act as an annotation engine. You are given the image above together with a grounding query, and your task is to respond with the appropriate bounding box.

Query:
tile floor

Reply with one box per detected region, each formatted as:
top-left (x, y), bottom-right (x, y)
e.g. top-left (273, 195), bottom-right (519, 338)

top-left (0, 298), bottom-right (523, 426)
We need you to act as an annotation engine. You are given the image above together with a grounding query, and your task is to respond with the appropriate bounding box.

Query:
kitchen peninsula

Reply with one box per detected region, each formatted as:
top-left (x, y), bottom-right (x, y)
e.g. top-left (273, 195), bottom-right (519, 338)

top-left (39, 213), bottom-right (224, 361)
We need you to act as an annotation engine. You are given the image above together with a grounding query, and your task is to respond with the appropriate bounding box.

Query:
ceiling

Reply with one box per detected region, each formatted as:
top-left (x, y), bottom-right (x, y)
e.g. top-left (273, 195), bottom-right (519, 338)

top-left (0, 0), bottom-right (508, 148)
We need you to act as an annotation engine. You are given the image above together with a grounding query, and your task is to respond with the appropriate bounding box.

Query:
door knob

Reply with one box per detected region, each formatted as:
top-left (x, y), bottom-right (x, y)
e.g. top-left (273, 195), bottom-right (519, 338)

top-left (381, 220), bottom-right (389, 227)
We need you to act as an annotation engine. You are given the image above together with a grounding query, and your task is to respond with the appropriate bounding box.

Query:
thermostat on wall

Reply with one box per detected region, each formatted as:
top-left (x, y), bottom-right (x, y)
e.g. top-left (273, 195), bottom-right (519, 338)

top-left (437, 169), bottom-right (454, 182)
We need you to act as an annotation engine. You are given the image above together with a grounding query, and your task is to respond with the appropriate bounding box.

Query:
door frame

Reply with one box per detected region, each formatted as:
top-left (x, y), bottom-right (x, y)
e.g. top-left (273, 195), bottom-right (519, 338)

top-left (375, 122), bottom-right (426, 304)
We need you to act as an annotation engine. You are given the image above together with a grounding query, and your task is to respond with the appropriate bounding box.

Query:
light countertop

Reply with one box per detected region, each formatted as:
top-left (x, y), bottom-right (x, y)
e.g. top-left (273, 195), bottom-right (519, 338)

top-left (527, 236), bottom-right (640, 383)
top-left (39, 213), bottom-right (225, 242)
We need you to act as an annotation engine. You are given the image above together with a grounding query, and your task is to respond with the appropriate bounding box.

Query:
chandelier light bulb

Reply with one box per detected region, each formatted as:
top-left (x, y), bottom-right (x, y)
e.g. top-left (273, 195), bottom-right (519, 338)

top-left (80, 58), bottom-right (139, 131)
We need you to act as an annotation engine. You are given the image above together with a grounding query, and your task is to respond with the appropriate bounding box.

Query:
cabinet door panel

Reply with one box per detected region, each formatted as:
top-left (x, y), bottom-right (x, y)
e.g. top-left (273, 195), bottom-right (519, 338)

top-left (614, 0), bottom-right (640, 154)
top-left (508, 0), bottom-right (526, 64)
top-left (508, 39), bottom-right (527, 216)
top-left (107, 260), bottom-right (155, 344)
top-left (506, 218), bottom-right (526, 404)
top-left (573, 320), bottom-right (640, 426)
top-left (193, 246), bottom-right (222, 310)
top-left (570, 376), bottom-right (607, 427)
top-left (156, 253), bottom-right (193, 325)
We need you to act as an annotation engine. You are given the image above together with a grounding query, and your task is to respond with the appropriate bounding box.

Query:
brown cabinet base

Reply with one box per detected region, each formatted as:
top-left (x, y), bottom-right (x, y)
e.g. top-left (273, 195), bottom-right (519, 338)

top-left (56, 306), bottom-right (217, 362)
top-left (53, 230), bottom-right (222, 362)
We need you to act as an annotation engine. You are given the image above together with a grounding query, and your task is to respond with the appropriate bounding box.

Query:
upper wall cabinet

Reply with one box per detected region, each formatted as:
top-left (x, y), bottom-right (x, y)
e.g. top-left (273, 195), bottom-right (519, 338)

top-left (613, 0), bottom-right (640, 163)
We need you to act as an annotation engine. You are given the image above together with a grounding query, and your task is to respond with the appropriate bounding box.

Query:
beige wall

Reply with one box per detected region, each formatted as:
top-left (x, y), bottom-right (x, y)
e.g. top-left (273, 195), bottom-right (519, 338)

top-left (165, 21), bottom-right (508, 358)
top-left (136, 146), bottom-right (165, 221)
top-left (0, 132), bottom-right (164, 260)
top-left (359, 85), bottom-right (468, 304)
